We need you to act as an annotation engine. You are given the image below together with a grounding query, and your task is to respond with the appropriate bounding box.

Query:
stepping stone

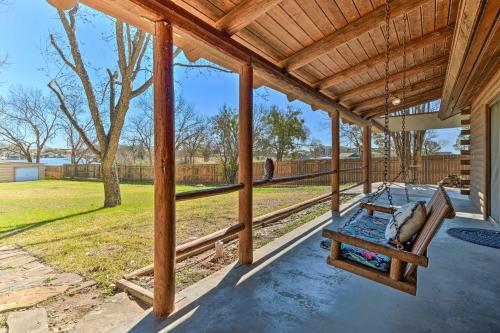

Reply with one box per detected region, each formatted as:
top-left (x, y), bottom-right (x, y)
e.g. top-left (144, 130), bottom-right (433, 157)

top-left (0, 255), bottom-right (37, 268)
top-left (0, 285), bottom-right (68, 313)
top-left (7, 308), bottom-right (49, 333)
top-left (0, 244), bottom-right (21, 252)
top-left (73, 293), bottom-right (145, 333)
top-left (48, 272), bottom-right (83, 287)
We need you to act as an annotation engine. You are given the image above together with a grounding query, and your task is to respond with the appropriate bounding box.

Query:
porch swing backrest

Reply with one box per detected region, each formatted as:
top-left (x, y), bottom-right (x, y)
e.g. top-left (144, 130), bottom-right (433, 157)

top-left (403, 186), bottom-right (456, 279)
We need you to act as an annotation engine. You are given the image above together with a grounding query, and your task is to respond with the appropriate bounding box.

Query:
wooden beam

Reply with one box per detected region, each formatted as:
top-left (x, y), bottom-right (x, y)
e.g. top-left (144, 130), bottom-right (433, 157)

top-left (238, 63), bottom-right (253, 265)
top-left (279, 0), bottom-right (427, 71)
top-left (353, 75), bottom-right (445, 113)
top-left (331, 111), bottom-right (340, 211)
top-left (316, 25), bottom-right (454, 90)
top-left (365, 87), bottom-right (443, 118)
top-left (47, 0), bottom-right (78, 10)
top-left (440, 0), bottom-right (500, 119)
top-left (363, 126), bottom-right (372, 194)
top-left (214, 0), bottom-right (282, 35)
top-left (340, 54), bottom-right (448, 102)
top-left (153, 20), bottom-right (176, 317)
top-left (117, 0), bottom-right (370, 127)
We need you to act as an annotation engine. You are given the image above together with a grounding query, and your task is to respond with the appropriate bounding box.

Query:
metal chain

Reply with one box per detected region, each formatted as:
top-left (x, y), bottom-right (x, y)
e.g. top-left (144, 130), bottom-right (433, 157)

top-left (401, 14), bottom-right (410, 203)
top-left (382, 0), bottom-right (394, 210)
top-left (339, 0), bottom-right (394, 230)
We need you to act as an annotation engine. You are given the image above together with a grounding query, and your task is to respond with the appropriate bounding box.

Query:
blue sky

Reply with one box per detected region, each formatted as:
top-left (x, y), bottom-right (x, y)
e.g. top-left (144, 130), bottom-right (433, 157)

top-left (0, 0), bottom-right (458, 152)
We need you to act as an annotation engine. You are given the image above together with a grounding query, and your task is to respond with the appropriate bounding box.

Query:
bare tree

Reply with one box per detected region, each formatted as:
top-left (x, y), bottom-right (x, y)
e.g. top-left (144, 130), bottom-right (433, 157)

top-left (126, 93), bottom-right (154, 165)
top-left (47, 6), bottom-right (153, 207)
top-left (0, 86), bottom-right (58, 163)
top-left (58, 93), bottom-right (94, 164)
top-left (340, 121), bottom-right (362, 154)
top-left (211, 104), bottom-right (239, 184)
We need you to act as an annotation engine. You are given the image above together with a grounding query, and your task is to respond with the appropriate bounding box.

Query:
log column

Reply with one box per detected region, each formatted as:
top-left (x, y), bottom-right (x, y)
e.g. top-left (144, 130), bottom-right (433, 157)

top-left (238, 63), bottom-right (253, 264)
top-left (331, 110), bottom-right (340, 211)
top-left (363, 125), bottom-right (372, 194)
top-left (153, 21), bottom-right (176, 317)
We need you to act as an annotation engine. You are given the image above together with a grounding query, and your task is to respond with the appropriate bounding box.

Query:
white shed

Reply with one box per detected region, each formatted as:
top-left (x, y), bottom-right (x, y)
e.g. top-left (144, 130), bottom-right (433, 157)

top-left (0, 162), bottom-right (45, 182)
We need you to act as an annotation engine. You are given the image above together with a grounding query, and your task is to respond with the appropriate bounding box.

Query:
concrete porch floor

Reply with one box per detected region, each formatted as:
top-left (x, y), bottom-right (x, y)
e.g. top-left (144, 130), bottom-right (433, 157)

top-left (121, 185), bottom-right (500, 333)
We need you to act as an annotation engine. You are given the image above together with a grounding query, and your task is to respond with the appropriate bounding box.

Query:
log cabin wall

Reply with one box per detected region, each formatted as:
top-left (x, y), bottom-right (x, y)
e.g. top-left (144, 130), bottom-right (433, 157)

top-left (469, 69), bottom-right (500, 220)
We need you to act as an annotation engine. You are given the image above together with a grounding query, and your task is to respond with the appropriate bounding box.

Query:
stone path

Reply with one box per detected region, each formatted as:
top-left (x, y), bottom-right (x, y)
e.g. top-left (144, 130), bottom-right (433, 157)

top-left (0, 244), bottom-right (147, 333)
top-left (0, 244), bottom-right (83, 313)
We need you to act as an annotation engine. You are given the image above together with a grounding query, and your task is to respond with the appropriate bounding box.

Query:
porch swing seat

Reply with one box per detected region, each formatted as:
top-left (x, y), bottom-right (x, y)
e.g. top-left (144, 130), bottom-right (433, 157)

top-left (322, 185), bottom-right (455, 295)
top-left (339, 214), bottom-right (392, 272)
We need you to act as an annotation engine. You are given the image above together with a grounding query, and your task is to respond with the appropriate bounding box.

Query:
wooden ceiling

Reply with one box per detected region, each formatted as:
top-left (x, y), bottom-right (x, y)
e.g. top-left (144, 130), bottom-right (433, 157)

top-left (75, 0), bottom-right (460, 123)
top-left (172, 0), bottom-right (458, 119)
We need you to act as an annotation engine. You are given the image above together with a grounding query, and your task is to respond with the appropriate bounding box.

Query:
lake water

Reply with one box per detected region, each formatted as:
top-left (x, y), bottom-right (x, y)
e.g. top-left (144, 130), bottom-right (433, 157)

top-left (0, 158), bottom-right (71, 166)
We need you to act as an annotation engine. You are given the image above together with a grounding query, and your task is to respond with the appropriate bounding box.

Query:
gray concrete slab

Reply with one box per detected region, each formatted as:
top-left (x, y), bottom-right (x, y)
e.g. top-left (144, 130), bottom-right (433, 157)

top-left (124, 186), bottom-right (500, 333)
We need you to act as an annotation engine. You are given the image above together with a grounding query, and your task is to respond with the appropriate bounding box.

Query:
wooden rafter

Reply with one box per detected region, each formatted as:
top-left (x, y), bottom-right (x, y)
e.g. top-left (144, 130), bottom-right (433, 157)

top-left (78, 0), bottom-right (371, 127)
top-left (339, 54), bottom-right (449, 102)
top-left (278, 0), bottom-right (427, 71)
top-left (214, 0), bottom-right (282, 36)
top-left (316, 25), bottom-right (454, 90)
top-left (363, 87), bottom-right (443, 118)
top-left (352, 75), bottom-right (445, 113)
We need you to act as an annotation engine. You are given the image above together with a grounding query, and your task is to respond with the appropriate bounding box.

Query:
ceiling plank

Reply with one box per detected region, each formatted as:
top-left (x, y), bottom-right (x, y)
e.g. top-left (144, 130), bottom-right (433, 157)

top-left (278, 0), bottom-right (427, 71)
top-left (352, 75), bottom-right (445, 112)
top-left (79, 0), bottom-right (371, 126)
top-left (214, 0), bottom-right (283, 36)
top-left (363, 87), bottom-right (443, 118)
top-left (339, 54), bottom-right (449, 102)
top-left (316, 25), bottom-right (454, 90)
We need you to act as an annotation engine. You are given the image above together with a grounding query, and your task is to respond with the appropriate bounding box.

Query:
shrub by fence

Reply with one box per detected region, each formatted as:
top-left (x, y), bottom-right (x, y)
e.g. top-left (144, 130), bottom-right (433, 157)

top-left (45, 155), bottom-right (460, 186)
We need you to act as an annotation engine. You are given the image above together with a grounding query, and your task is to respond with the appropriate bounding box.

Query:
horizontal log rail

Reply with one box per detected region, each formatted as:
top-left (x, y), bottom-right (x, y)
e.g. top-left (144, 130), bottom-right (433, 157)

top-left (175, 183), bottom-right (244, 201)
top-left (123, 182), bottom-right (366, 281)
top-left (253, 169), bottom-right (337, 187)
top-left (176, 223), bottom-right (245, 257)
top-left (339, 166), bottom-right (367, 172)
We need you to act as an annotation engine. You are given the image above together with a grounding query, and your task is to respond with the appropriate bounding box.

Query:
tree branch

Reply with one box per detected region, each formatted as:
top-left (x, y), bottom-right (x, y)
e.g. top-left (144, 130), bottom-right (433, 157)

top-left (48, 80), bottom-right (100, 156)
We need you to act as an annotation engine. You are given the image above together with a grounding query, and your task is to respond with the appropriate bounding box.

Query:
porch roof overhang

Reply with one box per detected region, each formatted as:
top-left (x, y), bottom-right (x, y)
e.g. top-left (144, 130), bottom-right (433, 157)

top-left (49, 0), bottom-right (464, 130)
top-left (438, 0), bottom-right (499, 119)
top-left (372, 111), bottom-right (461, 132)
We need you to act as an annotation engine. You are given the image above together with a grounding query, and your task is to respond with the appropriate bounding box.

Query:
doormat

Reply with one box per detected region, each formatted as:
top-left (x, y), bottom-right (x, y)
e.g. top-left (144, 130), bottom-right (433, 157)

top-left (447, 228), bottom-right (500, 249)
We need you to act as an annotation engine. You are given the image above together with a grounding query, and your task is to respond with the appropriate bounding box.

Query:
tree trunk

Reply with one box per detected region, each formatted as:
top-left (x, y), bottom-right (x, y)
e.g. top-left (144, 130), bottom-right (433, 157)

top-left (102, 159), bottom-right (121, 207)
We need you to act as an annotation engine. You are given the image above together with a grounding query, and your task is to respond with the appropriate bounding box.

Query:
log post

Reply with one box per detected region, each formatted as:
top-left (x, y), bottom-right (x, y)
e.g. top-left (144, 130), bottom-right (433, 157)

top-left (331, 110), bottom-right (340, 211)
top-left (153, 21), bottom-right (176, 317)
top-left (238, 63), bottom-right (253, 264)
top-left (363, 125), bottom-right (372, 194)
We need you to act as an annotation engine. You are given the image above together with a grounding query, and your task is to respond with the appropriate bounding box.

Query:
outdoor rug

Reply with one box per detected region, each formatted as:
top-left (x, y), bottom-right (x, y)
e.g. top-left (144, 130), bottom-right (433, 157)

top-left (447, 228), bottom-right (500, 249)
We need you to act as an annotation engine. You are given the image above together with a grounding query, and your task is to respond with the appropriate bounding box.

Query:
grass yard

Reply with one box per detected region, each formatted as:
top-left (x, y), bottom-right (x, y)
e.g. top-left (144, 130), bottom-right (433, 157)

top-left (0, 179), bottom-right (338, 292)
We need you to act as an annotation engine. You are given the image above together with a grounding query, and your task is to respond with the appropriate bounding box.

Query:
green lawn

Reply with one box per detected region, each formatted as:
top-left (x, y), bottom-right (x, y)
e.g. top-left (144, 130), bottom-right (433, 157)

top-left (0, 179), bottom-right (332, 291)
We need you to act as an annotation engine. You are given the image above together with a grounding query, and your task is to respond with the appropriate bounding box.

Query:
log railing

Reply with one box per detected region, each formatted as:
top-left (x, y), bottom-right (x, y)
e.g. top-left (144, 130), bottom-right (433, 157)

top-left (176, 183), bottom-right (244, 201)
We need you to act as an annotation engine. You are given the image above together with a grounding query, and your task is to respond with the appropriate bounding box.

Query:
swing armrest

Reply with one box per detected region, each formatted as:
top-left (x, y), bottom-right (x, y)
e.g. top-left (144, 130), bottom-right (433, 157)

top-left (322, 229), bottom-right (428, 267)
top-left (361, 203), bottom-right (396, 215)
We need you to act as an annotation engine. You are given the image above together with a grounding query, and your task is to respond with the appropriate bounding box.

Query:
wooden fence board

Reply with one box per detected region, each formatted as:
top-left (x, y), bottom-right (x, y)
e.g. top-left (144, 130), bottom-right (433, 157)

top-left (45, 155), bottom-right (461, 186)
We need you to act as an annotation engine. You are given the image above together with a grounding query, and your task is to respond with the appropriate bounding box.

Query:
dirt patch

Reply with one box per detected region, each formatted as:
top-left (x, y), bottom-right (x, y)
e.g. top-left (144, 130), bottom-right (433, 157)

top-left (132, 194), bottom-right (354, 292)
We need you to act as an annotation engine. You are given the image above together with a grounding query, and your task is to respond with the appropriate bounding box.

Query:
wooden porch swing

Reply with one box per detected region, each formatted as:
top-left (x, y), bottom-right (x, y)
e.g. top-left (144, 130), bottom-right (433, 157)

top-left (322, 0), bottom-right (456, 295)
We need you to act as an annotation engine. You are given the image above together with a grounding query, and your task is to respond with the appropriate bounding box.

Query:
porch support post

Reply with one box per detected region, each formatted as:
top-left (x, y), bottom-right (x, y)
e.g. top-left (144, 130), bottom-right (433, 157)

top-left (153, 20), bottom-right (176, 317)
top-left (363, 125), bottom-right (372, 194)
top-left (331, 110), bottom-right (340, 212)
top-left (238, 63), bottom-right (253, 264)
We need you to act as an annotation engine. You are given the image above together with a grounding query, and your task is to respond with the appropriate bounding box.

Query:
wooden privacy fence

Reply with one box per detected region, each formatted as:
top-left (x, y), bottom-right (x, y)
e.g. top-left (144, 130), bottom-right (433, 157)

top-left (45, 155), bottom-right (460, 186)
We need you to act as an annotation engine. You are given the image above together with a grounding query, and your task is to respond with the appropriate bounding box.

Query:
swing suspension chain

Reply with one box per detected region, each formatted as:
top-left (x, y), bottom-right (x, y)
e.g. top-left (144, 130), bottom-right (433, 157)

top-left (382, 0), bottom-right (394, 210)
top-left (401, 14), bottom-right (410, 203)
top-left (340, 0), bottom-right (394, 230)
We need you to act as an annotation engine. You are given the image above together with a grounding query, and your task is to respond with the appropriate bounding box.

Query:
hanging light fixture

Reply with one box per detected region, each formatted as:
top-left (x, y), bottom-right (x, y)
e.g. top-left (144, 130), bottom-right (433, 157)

top-left (391, 96), bottom-right (401, 105)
